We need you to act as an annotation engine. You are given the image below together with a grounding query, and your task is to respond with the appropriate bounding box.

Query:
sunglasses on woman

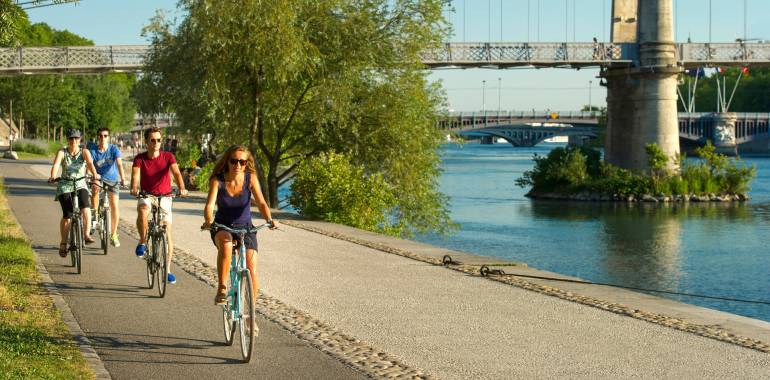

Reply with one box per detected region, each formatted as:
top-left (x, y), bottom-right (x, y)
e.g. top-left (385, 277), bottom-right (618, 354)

top-left (229, 158), bottom-right (248, 166)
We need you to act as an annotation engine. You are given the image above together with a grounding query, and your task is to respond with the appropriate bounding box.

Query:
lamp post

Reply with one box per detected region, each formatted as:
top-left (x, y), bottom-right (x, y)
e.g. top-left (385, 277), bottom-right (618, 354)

top-left (482, 80), bottom-right (487, 115)
top-left (588, 80), bottom-right (593, 114)
top-left (498, 77), bottom-right (502, 114)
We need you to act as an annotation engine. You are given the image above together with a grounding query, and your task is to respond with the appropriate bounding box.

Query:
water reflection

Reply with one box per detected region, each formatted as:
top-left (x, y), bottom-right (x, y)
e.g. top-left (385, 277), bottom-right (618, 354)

top-left (417, 143), bottom-right (770, 321)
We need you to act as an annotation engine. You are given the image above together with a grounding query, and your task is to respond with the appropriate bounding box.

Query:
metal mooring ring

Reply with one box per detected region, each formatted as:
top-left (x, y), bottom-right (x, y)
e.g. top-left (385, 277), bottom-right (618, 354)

top-left (480, 265), bottom-right (490, 277)
top-left (442, 255), bottom-right (453, 266)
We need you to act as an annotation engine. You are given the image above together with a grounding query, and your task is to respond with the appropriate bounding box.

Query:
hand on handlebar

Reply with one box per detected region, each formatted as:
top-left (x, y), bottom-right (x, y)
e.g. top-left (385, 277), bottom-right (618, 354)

top-left (130, 187), bottom-right (139, 196)
top-left (268, 219), bottom-right (279, 230)
top-left (178, 189), bottom-right (189, 197)
top-left (201, 221), bottom-right (212, 230)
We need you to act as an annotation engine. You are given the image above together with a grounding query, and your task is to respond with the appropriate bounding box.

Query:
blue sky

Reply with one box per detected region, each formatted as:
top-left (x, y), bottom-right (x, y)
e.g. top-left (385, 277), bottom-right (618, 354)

top-left (25, 0), bottom-right (770, 111)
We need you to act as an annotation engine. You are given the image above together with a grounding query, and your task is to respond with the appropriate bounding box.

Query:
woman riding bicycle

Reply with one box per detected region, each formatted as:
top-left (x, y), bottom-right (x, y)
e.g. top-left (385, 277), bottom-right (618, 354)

top-left (201, 145), bottom-right (278, 307)
top-left (48, 129), bottom-right (100, 257)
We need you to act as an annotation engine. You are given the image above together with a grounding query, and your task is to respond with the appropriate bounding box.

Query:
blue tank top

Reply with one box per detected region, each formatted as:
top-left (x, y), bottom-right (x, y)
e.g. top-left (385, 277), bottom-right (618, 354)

top-left (214, 172), bottom-right (251, 225)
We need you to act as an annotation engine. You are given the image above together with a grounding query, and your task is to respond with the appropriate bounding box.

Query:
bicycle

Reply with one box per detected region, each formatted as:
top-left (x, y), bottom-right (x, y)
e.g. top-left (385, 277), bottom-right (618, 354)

top-left (206, 222), bottom-right (271, 363)
top-left (91, 180), bottom-right (119, 255)
top-left (136, 191), bottom-right (175, 298)
top-left (50, 176), bottom-right (89, 274)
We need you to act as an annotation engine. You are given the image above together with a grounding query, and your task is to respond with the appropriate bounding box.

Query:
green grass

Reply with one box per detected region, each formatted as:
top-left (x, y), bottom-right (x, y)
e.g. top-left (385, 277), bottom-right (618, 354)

top-left (0, 180), bottom-right (93, 380)
top-left (15, 151), bottom-right (52, 160)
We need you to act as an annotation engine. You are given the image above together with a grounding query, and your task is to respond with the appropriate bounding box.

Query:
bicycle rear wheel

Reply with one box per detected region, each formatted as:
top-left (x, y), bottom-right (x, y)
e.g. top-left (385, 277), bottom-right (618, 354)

top-left (222, 300), bottom-right (236, 346)
top-left (101, 208), bottom-right (110, 255)
top-left (156, 233), bottom-right (168, 298)
top-left (238, 269), bottom-right (255, 362)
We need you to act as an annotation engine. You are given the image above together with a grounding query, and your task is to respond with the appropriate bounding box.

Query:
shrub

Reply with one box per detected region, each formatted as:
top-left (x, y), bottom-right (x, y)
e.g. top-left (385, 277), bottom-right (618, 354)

top-left (12, 139), bottom-right (53, 155)
top-left (194, 162), bottom-right (215, 192)
top-left (289, 153), bottom-right (398, 235)
top-left (517, 142), bottom-right (755, 198)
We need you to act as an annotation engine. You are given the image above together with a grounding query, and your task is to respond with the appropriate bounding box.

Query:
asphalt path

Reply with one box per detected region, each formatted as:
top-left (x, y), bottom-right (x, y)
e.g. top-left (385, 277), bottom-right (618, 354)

top-left (0, 159), bottom-right (366, 380)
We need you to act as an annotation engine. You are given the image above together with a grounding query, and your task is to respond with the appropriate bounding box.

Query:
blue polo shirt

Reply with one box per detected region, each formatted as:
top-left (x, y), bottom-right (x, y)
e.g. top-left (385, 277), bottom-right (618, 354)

top-left (89, 144), bottom-right (122, 182)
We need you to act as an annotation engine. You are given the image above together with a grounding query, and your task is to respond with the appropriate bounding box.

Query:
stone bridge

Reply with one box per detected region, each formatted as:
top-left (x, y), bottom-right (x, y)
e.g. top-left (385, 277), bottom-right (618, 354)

top-left (442, 112), bottom-right (770, 152)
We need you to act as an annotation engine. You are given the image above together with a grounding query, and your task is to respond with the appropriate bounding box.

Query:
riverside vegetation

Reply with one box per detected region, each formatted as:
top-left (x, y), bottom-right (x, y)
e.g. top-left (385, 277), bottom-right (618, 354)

top-left (0, 179), bottom-right (92, 379)
top-left (516, 142), bottom-right (756, 202)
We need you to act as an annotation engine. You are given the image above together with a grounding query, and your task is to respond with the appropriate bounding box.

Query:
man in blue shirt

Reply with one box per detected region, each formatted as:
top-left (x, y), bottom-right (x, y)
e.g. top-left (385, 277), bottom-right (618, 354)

top-left (89, 127), bottom-right (127, 247)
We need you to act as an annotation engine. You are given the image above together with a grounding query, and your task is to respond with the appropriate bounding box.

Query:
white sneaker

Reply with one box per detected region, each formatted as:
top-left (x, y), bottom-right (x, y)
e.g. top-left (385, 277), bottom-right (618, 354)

top-left (110, 233), bottom-right (121, 247)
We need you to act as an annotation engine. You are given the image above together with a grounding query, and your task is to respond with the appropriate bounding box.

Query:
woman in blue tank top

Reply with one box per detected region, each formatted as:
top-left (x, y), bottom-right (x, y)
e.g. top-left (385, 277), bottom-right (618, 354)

top-left (201, 145), bottom-right (278, 311)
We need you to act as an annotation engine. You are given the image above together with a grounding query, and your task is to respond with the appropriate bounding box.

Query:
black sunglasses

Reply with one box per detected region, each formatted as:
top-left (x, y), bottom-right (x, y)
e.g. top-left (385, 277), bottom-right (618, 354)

top-left (229, 159), bottom-right (248, 166)
top-left (148, 138), bottom-right (162, 143)
top-left (99, 134), bottom-right (109, 138)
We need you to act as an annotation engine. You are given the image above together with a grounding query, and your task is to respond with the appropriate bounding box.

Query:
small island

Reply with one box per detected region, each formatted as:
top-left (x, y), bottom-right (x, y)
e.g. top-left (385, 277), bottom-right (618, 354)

top-left (516, 142), bottom-right (756, 202)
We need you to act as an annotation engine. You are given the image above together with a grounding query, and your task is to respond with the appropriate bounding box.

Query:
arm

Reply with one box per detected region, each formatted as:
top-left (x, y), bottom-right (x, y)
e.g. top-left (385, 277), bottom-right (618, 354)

top-left (82, 150), bottom-right (100, 179)
top-left (170, 163), bottom-right (188, 196)
top-left (250, 173), bottom-right (278, 228)
top-left (201, 177), bottom-right (219, 229)
top-left (49, 150), bottom-right (64, 181)
top-left (130, 166), bottom-right (140, 196)
top-left (115, 148), bottom-right (126, 186)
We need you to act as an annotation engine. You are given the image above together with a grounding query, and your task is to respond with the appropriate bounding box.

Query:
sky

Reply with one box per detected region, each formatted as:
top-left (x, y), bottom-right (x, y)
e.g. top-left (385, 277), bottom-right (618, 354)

top-left (23, 0), bottom-right (770, 112)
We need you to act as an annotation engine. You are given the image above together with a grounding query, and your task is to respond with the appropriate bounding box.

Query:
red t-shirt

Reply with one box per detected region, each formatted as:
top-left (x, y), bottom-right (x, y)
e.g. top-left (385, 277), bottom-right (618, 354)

top-left (133, 151), bottom-right (177, 195)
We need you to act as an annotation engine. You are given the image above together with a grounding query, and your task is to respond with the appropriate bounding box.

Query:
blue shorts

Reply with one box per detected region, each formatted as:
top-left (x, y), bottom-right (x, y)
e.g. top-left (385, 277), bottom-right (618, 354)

top-left (210, 224), bottom-right (257, 251)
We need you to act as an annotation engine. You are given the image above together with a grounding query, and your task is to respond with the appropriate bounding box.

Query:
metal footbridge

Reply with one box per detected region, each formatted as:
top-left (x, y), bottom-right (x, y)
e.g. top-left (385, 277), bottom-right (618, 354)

top-left (2, 42), bottom-right (770, 75)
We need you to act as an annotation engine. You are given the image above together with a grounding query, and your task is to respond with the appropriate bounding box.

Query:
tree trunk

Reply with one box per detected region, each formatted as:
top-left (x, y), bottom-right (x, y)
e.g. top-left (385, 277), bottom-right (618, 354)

top-left (267, 160), bottom-right (279, 207)
top-left (248, 65), bottom-right (272, 206)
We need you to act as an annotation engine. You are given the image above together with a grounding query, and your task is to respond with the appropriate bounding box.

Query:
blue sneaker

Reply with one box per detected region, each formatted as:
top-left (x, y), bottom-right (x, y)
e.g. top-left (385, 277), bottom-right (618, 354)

top-left (135, 244), bottom-right (146, 258)
top-left (167, 272), bottom-right (176, 284)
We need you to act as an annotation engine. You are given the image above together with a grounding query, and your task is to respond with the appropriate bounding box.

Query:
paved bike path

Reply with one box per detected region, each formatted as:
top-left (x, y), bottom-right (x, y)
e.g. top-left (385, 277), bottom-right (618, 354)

top-left (0, 160), bottom-right (366, 380)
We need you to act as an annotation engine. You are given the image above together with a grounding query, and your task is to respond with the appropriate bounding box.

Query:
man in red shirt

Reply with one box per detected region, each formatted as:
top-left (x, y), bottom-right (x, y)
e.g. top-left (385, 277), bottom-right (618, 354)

top-left (130, 127), bottom-right (188, 284)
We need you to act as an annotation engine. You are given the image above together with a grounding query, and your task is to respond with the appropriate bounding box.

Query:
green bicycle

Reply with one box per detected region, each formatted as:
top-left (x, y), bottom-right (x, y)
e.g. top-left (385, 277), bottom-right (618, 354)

top-left (207, 222), bottom-right (271, 362)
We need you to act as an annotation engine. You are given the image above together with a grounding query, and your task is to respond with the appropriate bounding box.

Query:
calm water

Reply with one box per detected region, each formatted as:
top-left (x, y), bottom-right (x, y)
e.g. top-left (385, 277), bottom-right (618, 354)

top-left (415, 142), bottom-right (770, 322)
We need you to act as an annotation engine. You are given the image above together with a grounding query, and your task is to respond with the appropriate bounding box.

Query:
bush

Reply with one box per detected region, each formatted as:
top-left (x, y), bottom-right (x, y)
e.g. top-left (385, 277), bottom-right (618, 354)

top-left (175, 140), bottom-right (202, 169)
top-left (194, 162), bottom-right (215, 192)
top-left (515, 146), bottom-right (598, 193)
top-left (12, 139), bottom-right (57, 155)
top-left (517, 142), bottom-right (756, 198)
top-left (289, 153), bottom-right (399, 235)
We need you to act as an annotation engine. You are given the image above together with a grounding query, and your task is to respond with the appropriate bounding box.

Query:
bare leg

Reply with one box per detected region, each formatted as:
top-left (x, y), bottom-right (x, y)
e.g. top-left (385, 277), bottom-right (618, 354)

top-left (91, 187), bottom-right (100, 216)
top-left (136, 204), bottom-right (149, 244)
top-left (215, 231), bottom-right (233, 289)
top-left (81, 207), bottom-right (92, 239)
top-left (166, 222), bottom-right (174, 264)
top-left (245, 248), bottom-right (258, 304)
top-left (60, 218), bottom-right (71, 245)
top-left (108, 192), bottom-right (119, 236)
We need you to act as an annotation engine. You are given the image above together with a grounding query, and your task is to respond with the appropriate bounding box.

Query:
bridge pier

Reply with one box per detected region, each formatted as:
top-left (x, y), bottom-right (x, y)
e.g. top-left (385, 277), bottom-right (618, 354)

top-left (712, 113), bottom-right (738, 156)
top-left (604, 0), bottom-right (681, 172)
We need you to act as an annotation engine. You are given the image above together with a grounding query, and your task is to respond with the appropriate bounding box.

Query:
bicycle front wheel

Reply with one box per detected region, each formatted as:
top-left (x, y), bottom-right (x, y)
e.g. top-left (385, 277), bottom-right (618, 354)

top-left (156, 233), bottom-right (169, 298)
top-left (68, 218), bottom-right (77, 268)
top-left (238, 269), bottom-right (255, 362)
top-left (101, 208), bottom-right (110, 255)
top-left (145, 235), bottom-right (155, 289)
top-left (74, 217), bottom-right (82, 274)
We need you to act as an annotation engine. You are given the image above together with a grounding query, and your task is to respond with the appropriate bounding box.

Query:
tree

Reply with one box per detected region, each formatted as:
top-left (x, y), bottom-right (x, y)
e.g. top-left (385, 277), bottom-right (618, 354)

top-left (138, 0), bottom-right (455, 236)
top-left (0, 0), bottom-right (25, 47)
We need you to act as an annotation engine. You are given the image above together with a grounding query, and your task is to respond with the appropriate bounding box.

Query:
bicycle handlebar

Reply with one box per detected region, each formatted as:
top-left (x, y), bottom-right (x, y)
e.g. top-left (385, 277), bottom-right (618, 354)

top-left (49, 176), bottom-right (89, 184)
top-left (135, 190), bottom-right (176, 199)
top-left (204, 222), bottom-right (273, 235)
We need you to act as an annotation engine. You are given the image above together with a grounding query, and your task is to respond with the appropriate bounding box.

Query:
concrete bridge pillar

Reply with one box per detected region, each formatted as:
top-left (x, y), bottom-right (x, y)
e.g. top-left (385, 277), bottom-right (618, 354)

top-left (712, 112), bottom-right (738, 156)
top-left (603, 0), bottom-right (681, 172)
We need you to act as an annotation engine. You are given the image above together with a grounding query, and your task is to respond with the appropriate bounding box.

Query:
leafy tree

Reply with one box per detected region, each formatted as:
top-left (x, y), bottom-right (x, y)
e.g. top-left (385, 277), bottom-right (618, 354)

top-left (0, 0), bottom-right (25, 46)
top-left (138, 0), bottom-right (454, 236)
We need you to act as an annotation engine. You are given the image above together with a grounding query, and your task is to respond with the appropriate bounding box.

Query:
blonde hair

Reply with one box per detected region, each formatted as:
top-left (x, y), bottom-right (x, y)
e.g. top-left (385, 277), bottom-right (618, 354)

top-left (209, 145), bottom-right (257, 181)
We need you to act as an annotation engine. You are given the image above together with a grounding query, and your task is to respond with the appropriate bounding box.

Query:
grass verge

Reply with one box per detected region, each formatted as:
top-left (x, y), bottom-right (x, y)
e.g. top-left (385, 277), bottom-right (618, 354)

top-left (0, 179), bottom-right (93, 379)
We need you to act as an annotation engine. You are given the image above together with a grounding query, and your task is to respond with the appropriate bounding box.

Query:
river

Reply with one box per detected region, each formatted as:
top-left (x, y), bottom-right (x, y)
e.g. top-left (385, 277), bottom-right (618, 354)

top-left (414, 142), bottom-right (770, 323)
